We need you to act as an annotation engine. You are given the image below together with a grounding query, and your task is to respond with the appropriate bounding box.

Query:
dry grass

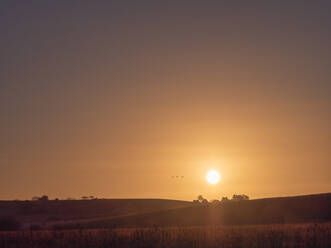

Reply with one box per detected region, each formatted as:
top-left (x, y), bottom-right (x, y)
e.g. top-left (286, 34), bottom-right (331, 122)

top-left (0, 222), bottom-right (330, 248)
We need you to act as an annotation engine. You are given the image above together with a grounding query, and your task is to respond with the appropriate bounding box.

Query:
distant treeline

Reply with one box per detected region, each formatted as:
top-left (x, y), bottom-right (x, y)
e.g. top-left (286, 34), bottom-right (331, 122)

top-left (193, 194), bottom-right (249, 204)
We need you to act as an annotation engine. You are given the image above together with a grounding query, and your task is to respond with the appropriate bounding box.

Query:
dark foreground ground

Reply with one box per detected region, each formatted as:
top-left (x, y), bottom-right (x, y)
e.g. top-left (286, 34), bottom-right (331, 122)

top-left (0, 222), bottom-right (330, 248)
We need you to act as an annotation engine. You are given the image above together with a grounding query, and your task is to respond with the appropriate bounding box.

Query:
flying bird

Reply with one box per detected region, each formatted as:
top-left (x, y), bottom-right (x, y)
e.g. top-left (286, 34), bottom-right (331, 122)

top-left (171, 175), bottom-right (185, 179)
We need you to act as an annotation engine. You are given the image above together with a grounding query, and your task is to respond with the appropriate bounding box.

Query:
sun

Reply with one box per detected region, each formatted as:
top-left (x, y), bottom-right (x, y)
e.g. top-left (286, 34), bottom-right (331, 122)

top-left (206, 170), bottom-right (221, 184)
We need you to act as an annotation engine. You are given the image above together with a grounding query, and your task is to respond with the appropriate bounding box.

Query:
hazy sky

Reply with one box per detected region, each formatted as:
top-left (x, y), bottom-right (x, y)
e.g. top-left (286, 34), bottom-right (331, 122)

top-left (1, 2), bottom-right (330, 200)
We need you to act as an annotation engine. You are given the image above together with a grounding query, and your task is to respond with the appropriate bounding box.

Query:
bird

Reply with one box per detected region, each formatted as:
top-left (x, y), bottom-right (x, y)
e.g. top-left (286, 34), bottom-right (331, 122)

top-left (171, 175), bottom-right (185, 179)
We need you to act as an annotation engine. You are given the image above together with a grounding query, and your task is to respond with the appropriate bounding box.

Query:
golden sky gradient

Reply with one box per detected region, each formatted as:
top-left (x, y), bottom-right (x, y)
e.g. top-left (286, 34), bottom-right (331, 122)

top-left (0, 2), bottom-right (330, 200)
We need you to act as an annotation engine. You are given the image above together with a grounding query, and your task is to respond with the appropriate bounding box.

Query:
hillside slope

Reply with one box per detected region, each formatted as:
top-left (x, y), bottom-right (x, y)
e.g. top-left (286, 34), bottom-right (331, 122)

top-left (0, 199), bottom-right (192, 228)
top-left (58, 193), bottom-right (331, 229)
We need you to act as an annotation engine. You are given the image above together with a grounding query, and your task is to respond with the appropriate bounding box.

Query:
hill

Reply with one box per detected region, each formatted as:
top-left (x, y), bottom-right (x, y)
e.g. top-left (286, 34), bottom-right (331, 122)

top-left (55, 193), bottom-right (331, 229)
top-left (0, 199), bottom-right (192, 229)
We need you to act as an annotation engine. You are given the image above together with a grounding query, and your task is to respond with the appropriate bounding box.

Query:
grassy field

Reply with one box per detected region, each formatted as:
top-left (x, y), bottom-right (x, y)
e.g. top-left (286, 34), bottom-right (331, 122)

top-left (0, 222), bottom-right (330, 248)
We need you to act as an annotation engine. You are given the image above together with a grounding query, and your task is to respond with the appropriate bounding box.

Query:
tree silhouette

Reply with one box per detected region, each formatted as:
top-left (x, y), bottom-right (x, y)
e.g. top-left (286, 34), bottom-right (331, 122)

top-left (32, 195), bottom-right (49, 201)
top-left (197, 195), bottom-right (205, 203)
top-left (197, 195), bottom-right (208, 204)
top-left (39, 195), bottom-right (49, 201)
top-left (231, 194), bottom-right (249, 201)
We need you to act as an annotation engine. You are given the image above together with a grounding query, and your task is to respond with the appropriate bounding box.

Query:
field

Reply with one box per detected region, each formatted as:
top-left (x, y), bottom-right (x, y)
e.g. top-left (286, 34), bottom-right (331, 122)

top-left (0, 223), bottom-right (330, 248)
top-left (1, 194), bottom-right (330, 247)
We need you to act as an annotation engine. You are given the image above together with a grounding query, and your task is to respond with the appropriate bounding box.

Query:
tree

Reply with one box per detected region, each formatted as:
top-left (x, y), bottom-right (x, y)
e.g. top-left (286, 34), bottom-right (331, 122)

top-left (32, 195), bottom-right (49, 201)
top-left (197, 195), bottom-right (206, 203)
top-left (241, 194), bottom-right (249, 200)
top-left (221, 196), bottom-right (229, 202)
top-left (210, 199), bottom-right (220, 205)
top-left (196, 195), bottom-right (209, 204)
top-left (39, 195), bottom-right (49, 201)
top-left (231, 194), bottom-right (249, 201)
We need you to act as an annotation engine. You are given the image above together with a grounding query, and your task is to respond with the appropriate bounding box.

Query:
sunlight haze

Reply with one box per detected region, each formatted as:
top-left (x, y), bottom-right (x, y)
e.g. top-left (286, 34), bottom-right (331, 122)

top-left (0, 2), bottom-right (330, 201)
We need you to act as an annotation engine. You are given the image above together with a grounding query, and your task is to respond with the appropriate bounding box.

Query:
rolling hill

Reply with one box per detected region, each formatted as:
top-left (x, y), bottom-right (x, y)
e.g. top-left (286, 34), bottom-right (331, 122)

top-left (54, 193), bottom-right (331, 229)
top-left (1, 193), bottom-right (330, 230)
top-left (0, 198), bottom-right (192, 229)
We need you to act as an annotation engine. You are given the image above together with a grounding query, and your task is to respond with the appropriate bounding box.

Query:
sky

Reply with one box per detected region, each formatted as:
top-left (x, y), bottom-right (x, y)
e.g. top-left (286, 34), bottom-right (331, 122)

top-left (0, 1), bottom-right (330, 201)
